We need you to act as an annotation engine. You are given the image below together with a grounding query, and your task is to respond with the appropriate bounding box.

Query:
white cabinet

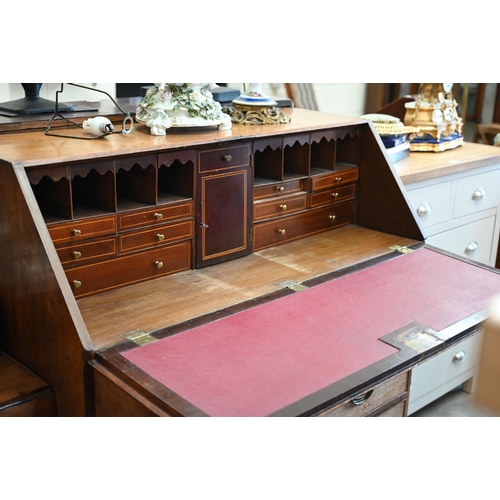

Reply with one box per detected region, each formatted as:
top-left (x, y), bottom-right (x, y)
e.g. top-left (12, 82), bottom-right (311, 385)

top-left (405, 165), bottom-right (500, 267)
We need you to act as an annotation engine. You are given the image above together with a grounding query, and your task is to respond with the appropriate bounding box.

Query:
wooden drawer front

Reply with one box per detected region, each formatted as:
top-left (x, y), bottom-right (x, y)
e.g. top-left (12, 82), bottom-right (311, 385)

top-left (199, 144), bottom-right (250, 173)
top-left (427, 216), bottom-right (495, 264)
top-left (118, 220), bottom-right (194, 254)
top-left (254, 179), bottom-right (306, 200)
top-left (453, 169), bottom-right (500, 219)
top-left (409, 332), bottom-right (484, 415)
top-left (254, 194), bottom-right (307, 222)
top-left (309, 184), bottom-right (356, 209)
top-left (118, 202), bottom-right (194, 231)
top-left (374, 400), bottom-right (406, 417)
top-left (253, 201), bottom-right (353, 251)
top-left (406, 181), bottom-right (452, 228)
top-left (48, 215), bottom-right (117, 245)
top-left (65, 241), bottom-right (192, 298)
top-left (57, 237), bottom-right (117, 265)
top-left (318, 372), bottom-right (409, 417)
top-left (310, 167), bottom-right (358, 192)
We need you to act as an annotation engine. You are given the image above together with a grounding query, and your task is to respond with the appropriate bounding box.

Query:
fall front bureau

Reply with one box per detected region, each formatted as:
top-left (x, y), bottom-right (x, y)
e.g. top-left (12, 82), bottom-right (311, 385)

top-left (1, 106), bottom-right (499, 416)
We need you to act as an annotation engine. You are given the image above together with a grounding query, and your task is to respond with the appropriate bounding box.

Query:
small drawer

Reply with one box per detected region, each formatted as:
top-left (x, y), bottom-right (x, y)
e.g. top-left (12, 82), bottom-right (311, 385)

top-left (118, 202), bottom-right (194, 231)
top-left (318, 372), bottom-right (409, 417)
top-left (253, 194), bottom-right (307, 222)
top-left (408, 331), bottom-right (484, 415)
top-left (406, 180), bottom-right (453, 228)
top-left (309, 184), bottom-right (356, 209)
top-left (426, 215), bottom-right (495, 264)
top-left (118, 220), bottom-right (194, 254)
top-left (57, 237), bottom-right (117, 265)
top-left (253, 201), bottom-right (354, 251)
top-left (48, 215), bottom-right (117, 245)
top-left (254, 179), bottom-right (306, 200)
top-left (199, 144), bottom-right (250, 173)
top-left (65, 241), bottom-right (192, 298)
top-left (310, 167), bottom-right (358, 192)
top-left (453, 169), bottom-right (500, 219)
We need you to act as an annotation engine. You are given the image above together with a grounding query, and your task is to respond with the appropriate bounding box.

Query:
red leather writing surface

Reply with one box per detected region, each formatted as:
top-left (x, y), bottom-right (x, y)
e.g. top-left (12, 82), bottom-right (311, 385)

top-left (122, 249), bottom-right (500, 416)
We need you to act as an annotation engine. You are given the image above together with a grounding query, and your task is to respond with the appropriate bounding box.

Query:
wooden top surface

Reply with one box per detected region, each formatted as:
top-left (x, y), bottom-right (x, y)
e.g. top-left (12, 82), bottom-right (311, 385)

top-left (395, 142), bottom-right (500, 185)
top-left (0, 107), bottom-right (364, 168)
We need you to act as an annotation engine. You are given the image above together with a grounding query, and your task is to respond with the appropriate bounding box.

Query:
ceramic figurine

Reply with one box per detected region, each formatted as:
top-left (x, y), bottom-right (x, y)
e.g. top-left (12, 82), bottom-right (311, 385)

top-left (136, 83), bottom-right (232, 136)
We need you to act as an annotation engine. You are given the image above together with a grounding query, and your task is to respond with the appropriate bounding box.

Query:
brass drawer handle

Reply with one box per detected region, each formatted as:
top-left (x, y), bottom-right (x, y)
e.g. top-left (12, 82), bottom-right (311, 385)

top-left (332, 192), bottom-right (339, 198)
top-left (156, 233), bottom-right (165, 241)
top-left (72, 251), bottom-right (82, 259)
top-left (329, 214), bottom-right (336, 221)
top-left (351, 390), bottom-right (373, 405)
top-left (279, 204), bottom-right (287, 211)
top-left (72, 280), bottom-right (82, 289)
top-left (154, 261), bottom-right (164, 269)
top-left (72, 229), bottom-right (81, 237)
top-left (154, 212), bottom-right (163, 220)
top-left (276, 186), bottom-right (285, 193)
top-left (278, 229), bottom-right (286, 235)
top-left (335, 177), bottom-right (342, 184)
top-left (224, 155), bottom-right (232, 162)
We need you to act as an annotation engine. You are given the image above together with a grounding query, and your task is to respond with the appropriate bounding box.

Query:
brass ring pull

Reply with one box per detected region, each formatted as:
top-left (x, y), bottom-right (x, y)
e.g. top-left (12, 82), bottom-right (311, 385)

top-left (154, 213), bottom-right (163, 220)
top-left (154, 261), bottom-right (164, 269)
top-left (156, 234), bottom-right (165, 241)
top-left (351, 390), bottom-right (373, 405)
top-left (72, 251), bottom-right (82, 259)
top-left (71, 229), bottom-right (81, 237)
top-left (224, 155), bottom-right (232, 162)
top-left (72, 280), bottom-right (82, 289)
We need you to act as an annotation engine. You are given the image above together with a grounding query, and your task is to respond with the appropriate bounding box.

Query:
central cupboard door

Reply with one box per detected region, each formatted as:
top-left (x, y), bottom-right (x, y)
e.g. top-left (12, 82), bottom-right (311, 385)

top-left (196, 143), bottom-right (253, 268)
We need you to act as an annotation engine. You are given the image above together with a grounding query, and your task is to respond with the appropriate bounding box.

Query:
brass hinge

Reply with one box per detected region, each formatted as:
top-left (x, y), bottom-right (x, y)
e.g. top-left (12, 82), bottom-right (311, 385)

top-left (389, 245), bottom-right (414, 254)
top-left (121, 329), bottom-right (158, 346)
top-left (280, 280), bottom-right (309, 292)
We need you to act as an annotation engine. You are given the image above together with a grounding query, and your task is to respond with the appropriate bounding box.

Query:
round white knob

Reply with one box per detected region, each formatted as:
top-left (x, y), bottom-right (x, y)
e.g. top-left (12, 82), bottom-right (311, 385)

top-left (472, 188), bottom-right (486, 200)
top-left (465, 241), bottom-right (479, 253)
top-left (453, 350), bottom-right (466, 362)
top-left (416, 202), bottom-right (432, 216)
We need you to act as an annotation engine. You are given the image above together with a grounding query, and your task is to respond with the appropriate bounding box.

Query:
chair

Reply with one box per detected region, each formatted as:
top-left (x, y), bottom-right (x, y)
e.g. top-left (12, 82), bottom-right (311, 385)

top-left (475, 123), bottom-right (500, 145)
top-left (285, 83), bottom-right (319, 110)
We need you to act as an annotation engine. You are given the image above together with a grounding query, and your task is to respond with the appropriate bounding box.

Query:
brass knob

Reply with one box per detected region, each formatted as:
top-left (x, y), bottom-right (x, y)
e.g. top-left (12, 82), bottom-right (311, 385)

top-left (72, 229), bottom-right (81, 237)
top-left (156, 233), bottom-right (165, 241)
top-left (332, 192), bottom-right (339, 198)
top-left (278, 229), bottom-right (286, 235)
top-left (154, 212), bottom-right (163, 220)
top-left (72, 251), bottom-right (82, 259)
top-left (276, 186), bottom-right (285, 193)
top-left (279, 204), bottom-right (287, 211)
top-left (329, 215), bottom-right (336, 221)
top-left (335, 177), bottom-right (342, 183)
top-left (154, 261), bottom-right (164, 269)
top-left (72, 280), bottom-right (82, 289)
top-left (224, 155), bottom-right (232, 162)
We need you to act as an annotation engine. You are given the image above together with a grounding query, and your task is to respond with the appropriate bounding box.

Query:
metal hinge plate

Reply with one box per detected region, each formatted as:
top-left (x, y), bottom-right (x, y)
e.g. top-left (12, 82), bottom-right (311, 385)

top-left (280, 280), bottom-right (309, 292)
top-left (389, 245), bottom-right (414, 254)
top-left (121, 329), bottom-right (158, 346)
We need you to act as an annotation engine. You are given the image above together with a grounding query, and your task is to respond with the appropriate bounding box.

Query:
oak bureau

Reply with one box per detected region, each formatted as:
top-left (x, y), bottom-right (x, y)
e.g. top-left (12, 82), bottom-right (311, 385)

top-left (1, 104), bottom-right (500, 417)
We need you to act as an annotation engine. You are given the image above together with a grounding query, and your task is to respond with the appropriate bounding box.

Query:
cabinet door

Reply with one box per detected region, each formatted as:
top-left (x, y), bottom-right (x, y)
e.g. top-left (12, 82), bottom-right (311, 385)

top-left (196, 167), bottom-right (253, 268)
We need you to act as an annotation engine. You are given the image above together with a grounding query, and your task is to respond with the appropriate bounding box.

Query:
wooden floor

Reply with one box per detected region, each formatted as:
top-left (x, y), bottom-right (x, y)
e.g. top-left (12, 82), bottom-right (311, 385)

top-left (78, 225), bottom-right (417, 351)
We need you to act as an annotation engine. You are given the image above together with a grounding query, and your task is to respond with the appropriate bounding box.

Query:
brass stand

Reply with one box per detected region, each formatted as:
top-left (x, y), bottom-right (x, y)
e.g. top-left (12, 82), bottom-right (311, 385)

top-left (223, 103), bottom-right (291, 125)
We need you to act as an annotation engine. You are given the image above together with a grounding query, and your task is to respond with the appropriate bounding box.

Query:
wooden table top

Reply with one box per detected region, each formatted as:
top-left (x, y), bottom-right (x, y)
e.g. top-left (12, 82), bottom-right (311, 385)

top-left (395, 142), bottom-right (500, 185)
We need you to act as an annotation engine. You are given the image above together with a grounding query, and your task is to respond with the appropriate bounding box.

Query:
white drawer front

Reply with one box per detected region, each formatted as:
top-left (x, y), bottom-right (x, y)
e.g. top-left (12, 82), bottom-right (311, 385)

top-left (409, 331), bottom-right (484, 414)
top-left (453, 170), bottom-right (500, 219)
top-left (427, 216), bottom-right (495, 264)
top-left (407, 181), bottom-right (452, 228)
